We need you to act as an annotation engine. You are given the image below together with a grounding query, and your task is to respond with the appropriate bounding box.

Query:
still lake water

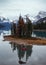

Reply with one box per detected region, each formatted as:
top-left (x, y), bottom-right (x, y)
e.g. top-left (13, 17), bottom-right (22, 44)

top-left (0, 30), bottom-right (46, 65)
top-left (34, 31), bottom-right (46, 38)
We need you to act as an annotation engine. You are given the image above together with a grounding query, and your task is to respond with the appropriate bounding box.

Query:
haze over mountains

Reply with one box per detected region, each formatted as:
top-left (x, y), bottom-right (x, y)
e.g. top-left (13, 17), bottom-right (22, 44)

top-left (0, 11), bottom-right (46, 23)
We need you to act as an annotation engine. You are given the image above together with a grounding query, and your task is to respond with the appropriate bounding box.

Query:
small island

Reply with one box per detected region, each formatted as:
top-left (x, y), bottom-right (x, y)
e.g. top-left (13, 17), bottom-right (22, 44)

top-left (4, 15), bottom-right (46, 45)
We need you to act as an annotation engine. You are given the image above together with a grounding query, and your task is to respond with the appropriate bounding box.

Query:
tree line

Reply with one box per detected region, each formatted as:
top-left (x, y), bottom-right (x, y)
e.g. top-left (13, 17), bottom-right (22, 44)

top-left (33, 21), bottom-right (46, 30)
top-left (11, 15), bottom-right (32, 38)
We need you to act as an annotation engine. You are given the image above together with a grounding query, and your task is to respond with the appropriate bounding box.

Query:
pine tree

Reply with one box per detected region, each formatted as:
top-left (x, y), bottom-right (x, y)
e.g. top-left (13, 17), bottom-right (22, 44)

top-left (26, 16), bottom-right (32, 37)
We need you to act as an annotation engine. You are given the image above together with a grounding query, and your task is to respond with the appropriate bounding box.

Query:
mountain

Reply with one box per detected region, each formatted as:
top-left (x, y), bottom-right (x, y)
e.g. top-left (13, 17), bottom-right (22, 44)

top-left (0, 16), bottom-right (10, 22)
top-left (33, 11), bottom-right (46, 24)
top-left (0, 22), bottom-right (11, 30)
top-left (0, 16), bottom-right (11, 30)
top-left (0, 16), bottom-right (5, 22)
top-left (36, 17), bottom-right (46, 24)
top-left (38, 11), bottom-right (46, 18)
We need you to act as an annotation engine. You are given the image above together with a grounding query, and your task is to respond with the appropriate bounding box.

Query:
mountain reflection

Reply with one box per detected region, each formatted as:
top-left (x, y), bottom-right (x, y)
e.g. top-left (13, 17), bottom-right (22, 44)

top-left (9, 42), bottom-right (33, 64)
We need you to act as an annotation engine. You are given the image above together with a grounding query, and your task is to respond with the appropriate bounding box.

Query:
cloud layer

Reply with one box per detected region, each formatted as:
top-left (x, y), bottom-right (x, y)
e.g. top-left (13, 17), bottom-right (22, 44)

top-left (0, 0), bottom-right (46, 18)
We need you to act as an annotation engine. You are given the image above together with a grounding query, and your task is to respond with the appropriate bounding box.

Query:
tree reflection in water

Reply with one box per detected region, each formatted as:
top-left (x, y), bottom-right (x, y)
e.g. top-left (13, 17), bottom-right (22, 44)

top-left (10, 42), bottom-right (17, 51)
top-left (9, 42), bottom-right (33, 64)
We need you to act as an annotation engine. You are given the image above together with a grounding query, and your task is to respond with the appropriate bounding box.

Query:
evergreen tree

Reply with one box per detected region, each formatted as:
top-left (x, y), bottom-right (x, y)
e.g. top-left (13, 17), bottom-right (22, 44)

top-left (17, 15), bottom-right (25, 37)
top-left (11, 22), bottom-right (16, 36)
top-left (26, 16), bottom-right (32, 37)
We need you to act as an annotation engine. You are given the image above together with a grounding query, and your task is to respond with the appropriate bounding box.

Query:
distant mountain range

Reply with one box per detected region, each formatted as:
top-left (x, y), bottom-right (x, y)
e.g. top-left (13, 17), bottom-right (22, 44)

top-left (33, 11), bottom-right (46, 24)
top-left (0, 16), bottom-right (9, 22)
top-left (36, 17), bottom-right (46, 24)
top-left (0, 16), bottom-right (11, 30)
top-left (0, 11), bottom-right (46, 30)
top-left (0, 22), bottom-right (11, 30)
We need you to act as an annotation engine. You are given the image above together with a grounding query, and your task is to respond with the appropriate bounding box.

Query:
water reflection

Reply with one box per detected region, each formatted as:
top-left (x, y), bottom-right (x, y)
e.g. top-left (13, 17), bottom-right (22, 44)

top-left (9, 42), bottom-right (33, 64)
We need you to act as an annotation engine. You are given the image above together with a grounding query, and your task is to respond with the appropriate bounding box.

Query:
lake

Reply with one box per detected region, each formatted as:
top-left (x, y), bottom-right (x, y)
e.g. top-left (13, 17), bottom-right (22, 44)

top-left (33, 30), bottom-right (46, 38)
top-left (0, 30), bottom-right (46, 65)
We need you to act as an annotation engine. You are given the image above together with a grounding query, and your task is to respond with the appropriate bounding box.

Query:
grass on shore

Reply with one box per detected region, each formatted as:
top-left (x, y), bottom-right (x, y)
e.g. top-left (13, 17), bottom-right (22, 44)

top-left (3, 35), bottom-right (46, 45)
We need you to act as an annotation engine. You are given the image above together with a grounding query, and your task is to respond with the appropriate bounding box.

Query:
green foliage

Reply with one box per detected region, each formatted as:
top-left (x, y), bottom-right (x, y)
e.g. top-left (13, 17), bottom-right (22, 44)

top-left (26, 17), bottom-right (32, 37)
top-left (11, 22), bottom-right (16, 37)
top-left (11, 15), bottom-right (33, 38)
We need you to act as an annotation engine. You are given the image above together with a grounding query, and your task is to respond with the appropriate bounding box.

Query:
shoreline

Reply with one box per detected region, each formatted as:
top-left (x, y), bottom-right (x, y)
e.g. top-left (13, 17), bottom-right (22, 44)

top-left (33, 29), bottom-right (46, 32)
top-left (3, 35), bottom-right (46, 45)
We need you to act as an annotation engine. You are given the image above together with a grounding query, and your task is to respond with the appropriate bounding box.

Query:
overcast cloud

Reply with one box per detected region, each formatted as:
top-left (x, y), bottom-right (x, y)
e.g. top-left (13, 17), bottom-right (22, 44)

top-left (0, 0), bottom-right (46, 18)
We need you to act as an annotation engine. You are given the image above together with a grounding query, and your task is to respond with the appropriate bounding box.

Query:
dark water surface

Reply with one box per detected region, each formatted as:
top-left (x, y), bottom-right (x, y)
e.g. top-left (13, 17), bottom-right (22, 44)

top-left (0, 30), bottom-right (46, 65)
top-left (34, 31), bottom-right (46, 38)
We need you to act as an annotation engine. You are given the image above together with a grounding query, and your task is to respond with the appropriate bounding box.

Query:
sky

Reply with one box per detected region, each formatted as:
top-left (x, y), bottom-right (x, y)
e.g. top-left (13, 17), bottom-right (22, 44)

top-left (0, 0), bottom-right (46, 18)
